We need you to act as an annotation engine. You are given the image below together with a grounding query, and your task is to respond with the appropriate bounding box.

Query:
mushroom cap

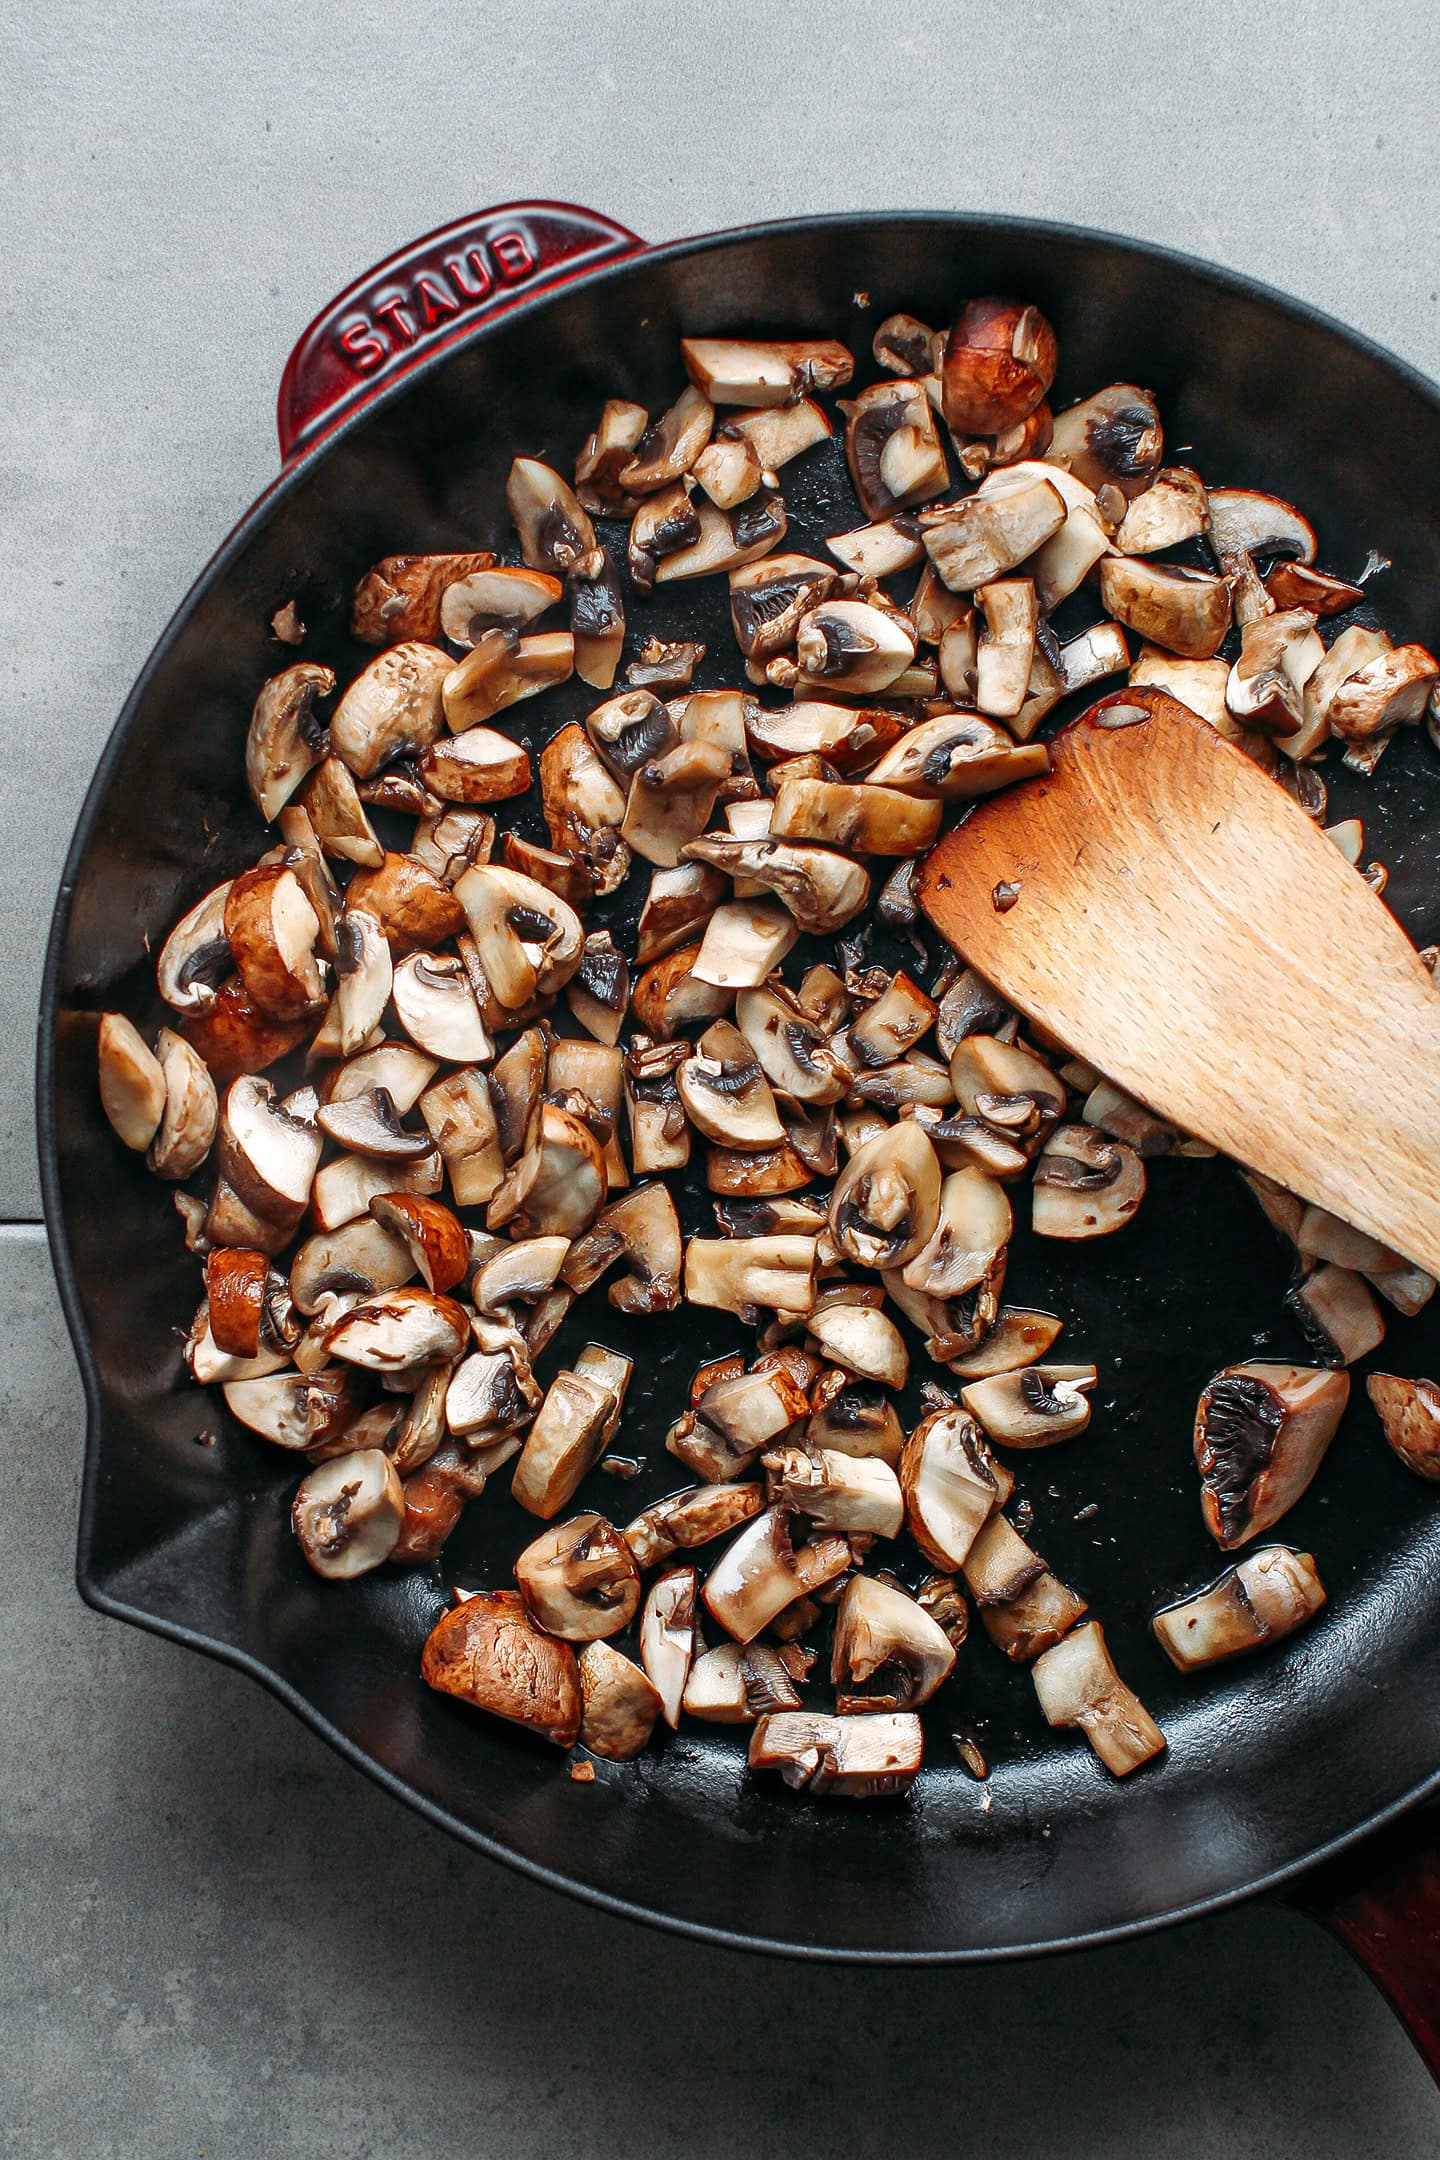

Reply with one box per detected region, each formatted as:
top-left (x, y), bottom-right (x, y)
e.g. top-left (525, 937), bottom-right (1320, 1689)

top-left (828, 1118), bottom-right (942, 1270)
top-left (1032, 1124), bottom-right (1146, 1239)
top-left (330, 643), bottom-right (451, 779)
top-left (577, 1639), bottom-right (662, 1759)
top-left (245, 662), bottom-right (334, 822)
top-left (421, 1588), bottom-right (582, 1746)
top-left (899, 1407), bottom-right (1002, 1569)
top-left (292, 1449), bottom-right (405, 1580)
top-left (830, 1574), bottom-right (957, 1711)
top-left (942, 298), bottom-right (1057, 436)
top-left (514, 1512), bottom-right (641, 1640)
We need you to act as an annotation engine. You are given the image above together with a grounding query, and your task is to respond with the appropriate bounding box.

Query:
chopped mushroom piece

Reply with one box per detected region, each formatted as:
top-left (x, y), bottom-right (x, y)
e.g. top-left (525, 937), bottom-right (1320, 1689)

top-left (97, 1013), bottom-right (167, 1151)
top-left (829, 1120), bottom-right (942, 1270)
top-left (514, 1512), bottom-right (641, 1639)
top-left (728, 552), bottom-right (836, 664)
top-left (962, 1510), bottom-right (1086, 1660)
top-left (1099, 558), bottom-right (1232, 659)
top-left (701, 1506), bottom-right (850, 1643)
top-left (441, 628), bottom-right (573, 733)
top-left (1114, 467), bottom-right (1209, 554)
top-left (806, 1376), bottom-right (905, 1465)
top-left (807, 1291), bottom-right (909, 1387)
top-left (506, 456), bottom-right (596, 574)
top-left (842, 378), bottom-right (948, 519)
top-left (1288, 1265), bottom-right (1385, 1367)
top-left (1206, 487), bottom-right (1316, 567)
top-left (793, 599), bottom-right (918, 696)
top-left (421, 1588), bottom-right (581, 1746)
top-left (961, 1363), bottom-right (1096, 1449)
top-left (292, 1449), bottom-right (405, 1579)
top-left (1047, 383), bottom-right (1162, 498)
top-left (680, 336), bottom-right (854, 406)
top-left (942, 298), bottom-right (1057, 437)
top-left (577, 1639), bottom-right (662, 1759)
top-left (748, 1710), bottom-right (923, 1798)
top-left (217, 1076), bottom-right (323, 1233)
top-left (224, 865), bottom-right (324, 1020)
top-left (763, 1444), bottom-right (904, 1537)
top-left (653, 489), bottom-right (788, 584)
top-left (351, 551), bottom-right (496, 645)
top-left (669, 1362), bottom-right (810, 1481)
top-left (918, 474), bottom-right (1066, 592)
top-left (509, 1345), bottom-right (631, 1517)
top-left (866, 713), bottom-right (1050, 800)
top-left (1032, 1124), bottom-right (1146, 1238)
top-left (330, 643), bottom-right (451, 778)
top-left (900, 1407), bottom-right (1006, 1568)
top-left (681, 1642), bottom-right (752, 1723)
top-left (901, 1166), bottom-right (1012, 1300)
top-left (625, 1481), bottom-right (765, 1569)
top-left (693, 431), bottom-right (764, 509)
top-left (678, 1019), bottom-right (787, 1148)
top-left (681, 835), bottom-right (870, 934)
top-left (769, 776), bottom-right (940, 857)
top-left (1366, 1373), bottom-right (1440, 1480)
top-left (639, 1565), bottom-right (697, 1727)
top-left (691, 899), bottom-right (800, 990)
top-left (830, 1575), bottom-right (956, 1711)
top-left (391, 953), bottom-right (491, 1064)
top-left (418, 1067), bottom-right (503, 1207)
top-left (1154, 1546), bottom-right (1326, 1670)
top-left (1032, 1621), bottom-right (1166, 1777)
top-left (245, 662), bottom-right (334, 821)
top-left (1194, 1361), bottom-right (1349, 1548)
top-left (440, 564), bottom-right (563, 646)
top-left (975, 580), bottom-right (1038, 720)
top-left (453, 864), bottom-right (584, 1010)
top-left (324, 1287), bottom-right (470, 1377)
top-left (620, 384), bottom-right (714, 494)
top-left (685, 1235), bottom-right (817, 1321)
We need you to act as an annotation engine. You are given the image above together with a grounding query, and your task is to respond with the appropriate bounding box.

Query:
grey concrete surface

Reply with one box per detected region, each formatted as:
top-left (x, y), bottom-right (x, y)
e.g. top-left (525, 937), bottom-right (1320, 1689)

top-left (4, 1227), bottom-right (1437, 2155)
top-left (6, 0), bottom-right (1440, 1217)
top-left (8, 6), bottom-right (1440, 2154)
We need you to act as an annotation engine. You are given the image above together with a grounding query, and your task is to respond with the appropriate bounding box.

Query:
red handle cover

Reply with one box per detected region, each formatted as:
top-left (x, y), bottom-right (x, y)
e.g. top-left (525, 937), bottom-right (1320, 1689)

top-left (276, 201), bottom-right (644, 462)
top-left (1290, 1809), bottom-right (1440, 2087)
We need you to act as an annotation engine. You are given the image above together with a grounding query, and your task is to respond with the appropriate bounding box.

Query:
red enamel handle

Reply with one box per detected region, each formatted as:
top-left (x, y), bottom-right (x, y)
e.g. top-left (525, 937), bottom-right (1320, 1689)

top-left (276, 201), bottom-right (645, 462)
top-left (1289, 1809), bottom-right (1440, 2086)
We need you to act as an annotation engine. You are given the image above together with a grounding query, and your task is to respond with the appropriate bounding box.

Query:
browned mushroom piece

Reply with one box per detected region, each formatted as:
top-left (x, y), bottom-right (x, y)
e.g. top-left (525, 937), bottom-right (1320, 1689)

top-left (563, 1181), bottom-right (683, 1315)
top-left (1113, 466), bottom-right (1210, 555)
top-left (345, 852), bottom-right (467, 957)
top-left (568, 546), bottom-right (627, 690)
top-left (639, 1564), bottom-right (697, 1726)
top-left (351, 551), bottom-right (496, 645)
top-left (1366, 1373), bottom-right (1440, 1480)
top-left (619, 384), bottom-right (714, 494)
top-left (899, 1406), bottom-right (1007, 1568)
top-left (1099, 558), bottom-right (1233, 659)
top-left (701, 1506), bottom-right (850, 1643)
top-left (1205, 487), bottom-right (1317, 567)
top-left (941, 298), bottom-right (1057, 437)
top-left (748, 1710), bottom-right (923, 1798)
top-left (509, 1344), bottom-right (631, 1518)
top-left (452, 864), bottom-right (584, 1012)
top-left (805, 1375), bottom-right (905, 1465)
top-left (667, 1360), bottom-right (810, 1481)
top-left (223, 1365), bottom-right (361, 1453)
top-left (1046, 384), bottom-right (1162, 498)
top-left (830, 1574), bottom-right (957, 1711)
top-left (1032, 1124), bottom-right (1146, 1239)
top-left (684, 1234), bottom-right (817, 1321)
top-left (440, 565), bottom-right (564, 647)
top-left (1153, 1546), bottom-right (1326, 1670)
top-left (97, 1013), bottom-right (168, 1152)
top-left (829, 1120), bottom-right (941, 1270)
top-left (682, 835), bottom-right (871, 934)
top-left (223, 864), bottom-right (325, 1021)
top-left (762, 1443), bottom-right (904, 1537)
top-left (1032, 1620), bottom-right (1166, 1777)
top-left (1264, 561), bottom-right (1364, 616)
top-left (624, 1482), bottom-right (765, 1570)
top-left (1226, 609), bottom-right (1325, 733)
top-left (962, 1510), bottom-right (1087, 1661)
top-left (323, 1286), bottom-right (470, 1380)
top-left (292, 1448), bottom-right (405, 1580)
top-left (768, 775), bottom-right (941, 858)
top-left (299, 758), bottom-right (385, 869)
top-left (866, 714), bottom-right (1050, 801)
top-left (693, 431), bottom-right (764, 510)
top-left (514, 1512), bottom-right (642, 1640)
top-left (421, 1588), bottom-right (582, 1746)
top-left (245, 662), bottom-right (335, 820)
top-left (842, 378), bottom-right (949, 520)
top-left (728, 553), bottom-right (836, 666)
top-left (680, 336), bottom-right (854, 406)
top-left (329, 643), bottom-right (452, 778)
top-left (1287, 1264), bottom-right (1385, 1368)
top-left (1194, 1362), bottom-right (1350, 1548)
top-left (577, 1639), bottom-right (663, 1758)
top-left (506, 455), bottom-right (597, 574)
top-left (573, 397), bottom-right (649, 511)
top-left (961, 1363), bottom-right (1096, 1448)
top-left (653, 488), bottom-right (788, 584)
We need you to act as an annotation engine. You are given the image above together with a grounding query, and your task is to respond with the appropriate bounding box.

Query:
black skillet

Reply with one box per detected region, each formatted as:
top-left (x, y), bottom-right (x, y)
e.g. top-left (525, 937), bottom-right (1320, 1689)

top-left (36, 207), bottom-right (1440, 2061)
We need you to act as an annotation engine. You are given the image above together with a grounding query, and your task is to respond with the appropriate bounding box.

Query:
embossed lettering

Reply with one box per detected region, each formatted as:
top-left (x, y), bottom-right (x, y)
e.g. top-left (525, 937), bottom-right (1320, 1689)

top-left (373, 295), bottom-right (417, 347)
top-left (493, 230), bottom-right (535, 280)
top-left (445, 249), bottom-right (494, 303)
top-left (415, 274), bottom-right (461, 329)
top-left (338, 319), bottom-right (387, 373)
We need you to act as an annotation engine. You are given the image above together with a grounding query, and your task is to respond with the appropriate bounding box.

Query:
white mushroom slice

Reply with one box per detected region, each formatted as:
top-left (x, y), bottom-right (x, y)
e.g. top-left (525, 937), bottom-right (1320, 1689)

top-left (763, 1445), bottom-right (903, 1537)
top-left (619, 383), bottom-right (714, 494)
top-left (146, 1028), bottom-right (218, 1179)
top-left (681, 835), bottom-right (870, 934)
top-left (389, 953), bottom-right (491, 1063)
top-left (684, 1235), bottom-right (817, 1320)
top-left (949, 1034), bottom-right (1064, 1145)
top-left (1324, 641), bottom-right (1440, 743)
top-left (1129, 646), bottom-right (1231, 730)
top-left (744, 700), bottom-right (907, 774)
top-left (577, 1639), bottom-right (662, 1760)
top-left (945, 1307), bottom-right (1064, 1380)
top-left (1033, 1620), bottom-right (1166, 1777)
top-left (727, 553), bottom-right (836, 663)
top-left (638, 1566), bottom-right (697, 1728)
top-left (505, 455), bottom-right (596, 573)
top-left (691, 900), bottom-right (799, 990)
top-left (681, 1642), bottom-right (753, 1723)
top-left (768, 776), bottom-right (940, 858)
top-left (620, 739), bottom-right (733, 869)
top-left (156, 880), bottom-right (233, 1015)
top-left (1205, 487), bottom-right (1317, 566)
top-left (1045, 384), bottom-right (1162, 498)
top-left (702, 1507), bottom-right (849, 1644)
top-left (222, 1367), bottom-right (359, 1452)
top-left (453, 864), bottom-right (583, 1009)
top-left (668, 1362), bottom-right (809, 1481)
top-left (974, 579), bottom-right (1038, 719)
top-left (289, 1215), bottom-right (416, 1315)
top-left (514, 1512), bottom-right (641, 1641)
top-left (680, 336), bottom-right (853, 407)
top-left (1195, 1361), bottom-right (1349, 1548)
top-left (409, 806), bottom-right (496, 884)
top-left (324, 1287), bottom-right (469, 1378)
top-left (678, 1020), bottom-right (786, 1147)
top-left (632, 863), bottom-right (727, 969)
top-left (1032, 1124), bottom-right (1146, 1239)
top-left (422, 1588), bottom-right (581, 1746)
top-left (830, 1575), bottom-right (956, 1712)
top-left (245, 662), bottom-right (334, 820)
top-left (986, 462), bottom-right (1111, 612)
top-left (962, 1510), bottom-right (1087, 1660)
top-left (324, 1042), bottom-right (437, 1116)
top-left (222, 865), bottom-right (324, 1021)
top-left (842, 378), bottom-right (948, 519)
top-left (733, 984), bottom-right (846, 1108)
top-left (901, 1166), bottom-right (1012, 1297)
top-left (961, 1363), bottom-right (1096, 1448)
top-left (444, 1337), bottom-right (542, 1441)
top-left (330, 910), bottom-right (393, 1058)
top-left (829, 1119), bottom-right (941, 1269)
top-left (439, 628), bottom-right (572, 734)
top-left (653, 490), bottom-right (788, 583)
top-left (806, 1295), bottom-right (908, 1387)
top-left (440, 565), bottom-right (562, 647)
top-left (1115, 467), bottom-right (1210, 555)
top-left (419, 722), bottom-right (532, 805)
top-left (97, 1013), bottom-right (166, 1151)
top-left (1288, 1264), bottom-right (1385, 1367)
top-left (415, 1067), bottom-right (502, 1208)
top-left (693, 430), bottom-right (764, 509)
top-left (1154, 1546), bottom-right (1326, 1671)
top-left (510, 1345), bottom-right (631, 1518)
top-left (1226, 608), bottom-right (1325, 733)
top-left (329, 642), bottom-right (450, 778)
top-left (918, 474), bottom-right (1066, 593)
top-left (727, 398), bottom-right (834, 467)
top-left (1056, 621), bottom-right (1131, 699)
top-left (1367, 1373), bottom-right (1440, 1480)
top-left (291, 1448), bottom-right (405, 1581)
top-left (806, 1376), bottom-right (904, 1465)
top-left (487, 1104), bottom-right (606, 1241)
top-left (475, 1235), bottom-right (570, 1315)
top-left (300, 758), bottom-right (384, 869)
top-left (217, 1076), bottom-right (322, 1230)
top-left (826, 518), bottom-right (925, 578)
top-left (1099, 558), bottom-right (1232, 659)
top-left (900, 1407), bottom-right (1004, 1568)
top-left (866, 713), bottom-right (1050, 800)
top-left (749, 1709), bottom-right (923, 1797)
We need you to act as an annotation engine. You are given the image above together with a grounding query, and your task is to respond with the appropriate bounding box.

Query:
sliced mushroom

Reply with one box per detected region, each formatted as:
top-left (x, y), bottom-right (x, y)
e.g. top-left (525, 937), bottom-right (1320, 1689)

top-left (1032, 1124), bottom-right (1146, 1239)
top-left (440, 564), bottom-right (563, 648)
top-left (681, 834), bottom-right (870, 934)
top-left (488, 1103), bottom-right (606, 1241)
top-left (768, 775), bottom-right (941, 858)
top-left (97, 1013), bottom-right (167, 1151)
top-left (918, 472), bottom-right (1066, 593)
top-left (900, 1407), bottom-right (1005, 1568)
top-left (1288, 1264), bottom-right (1386, 1368)
top-left (677, 1019), bottom-right (786, 1148)
top-left (731, 983), bottom-right (845, 1108)
top-left (825, 516), bottom-right (926, 579)
top-left (509, 1344), bottom-right (631, 1517)
top-left (842, 378), bottom-right (948, 519)
top-left (1099, 558), bottom-right (1232, 659)
top-left (324, 1287), bottom-right (469, 1379)
top-left (245, 662), bottom-right (334, 820)
top-left (625, 1484), bottom-right (765, 1574)
top-left (680, 336), bottom-right (853, 407)
top-left (639, 1565), bottom-right (697, 1728)
top-left (1032, 1620), bottom-right (1165, 1777)
top-left (344, 852), bottom-right (467, 958)
top-left (866, 713), bottom-right (1050, 800)
top-left (506, 455), bottom-right (596, 574)
top-left (962, 1510), bottom-right (1087, 1661)
top-left (156, 881), bottom-right (234, 1017)
top-left (1194, 1361), bottom-right (1349, 1548)
top-left (621, 740), bottom-right (733, 869)
top-left (619, 384), bottom-right (714, 494)
top-left (945, 1306), bottom-right (1064, 1380)
top-left (690, 899), bottom-right (800, 991)
top-left (444, 1331), bottom-right (543, 1441)
top-left (1114, 466), bottom-right (1209, 554)
top-left (1206, 487), bottom-right (1317, 567)
top-left (941, 299), bottom-right (1057, 436)
top-left (973, 579), bottom-right (1038, 720)
top-left (223, 865), bottom-right (324, 1021)
top-left (693, 430), bottom-right (764, 509)
top-left (365, 1192), bottom-right (467, 1295)
top-left (453, 864), bottom-right (583, 1010)
top-left (668, 1360), bottom-right (810, 1481)
top-left (418, 720), bottom-right (533, 804)
top-left (1154, 1546), bottom-right (1326, 1670)
top-left (1264, 561), bottom-right (1364, 616)
top-left (388, 952), bottom-right (490, 1064)
top-left (744, 700), bottom-right (907, 774)
top-left (1226, 608), bottom-right (1325, 733)
top-left (1046, 383), bottom-right (1162, 498)
top-left (806, 1291), bottom-right (908, 1387)
top-left (653, 489), bottom-right (788, 584)
top-left (567, 1181), bottom-right (683, 1316)
top-left (680, 1642), bottom-right (753, 1723)
top-left (829, 1119), bottom-right (941, 1269)
top-left (1366, 1372), bottom-right (1440, 1480)
top-left (350, 551), bottom-right (496, 645)
top-left (416, 1067), bottom-right (503, 1208)
top-left (949, 1034), bottom-right (1064, 1148)
top-left (748, 1709), bottom-right (923, 1798)
top-left (475, 1234), bottom-right (570, 1314)
top-left (625, 480), bottom-right (702, 594)
top-left (901, 1165), bottom-right (1012, 1297)
top-left (961, 1363), bottom-right (1095, 1448)
top-left (763, 1444), bottom-right (904, 1537)
top-left (300, 758), bottom-right (385, 869)
top-left (830, 1574), bottom-right (956, 1711)
top-left (514, 1512), bottom-right (641, 1640)
top-left (421, 1588), bottom-right (581, 1746)
top-left (329, 643), bottom-right (451, 779)
top-left (701, 1506), bottom-right (850, 1643)
top-left (577, 1639), bottom-right (662, 1759)
top-left (568, 546), bottom-right (626, 690)
top-left (1324, 640), bottom-right (1439, 744)
top-left (438, 626), bottom-right (571, 735)
top-left (216, 1076), bottom-right (322, 1231)
top-left (291, 1449), bottom-right (405, 1579)
top-left (684, 1235), bottom-right (817, 1321)
top-left (727, 552), bottom-right (836, 664)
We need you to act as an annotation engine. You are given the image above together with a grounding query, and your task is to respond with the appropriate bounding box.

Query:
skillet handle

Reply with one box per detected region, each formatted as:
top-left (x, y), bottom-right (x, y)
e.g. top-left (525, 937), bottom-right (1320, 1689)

top-left (275, 201), bottom-right (646, 462)
top-left (1288, 1808), bottom-right (1440, 2087)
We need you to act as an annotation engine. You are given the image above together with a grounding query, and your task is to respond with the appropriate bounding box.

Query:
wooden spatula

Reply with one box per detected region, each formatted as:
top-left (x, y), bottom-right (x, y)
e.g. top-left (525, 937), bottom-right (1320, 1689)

top-left (918, 686), bottom-right (1440, 1276)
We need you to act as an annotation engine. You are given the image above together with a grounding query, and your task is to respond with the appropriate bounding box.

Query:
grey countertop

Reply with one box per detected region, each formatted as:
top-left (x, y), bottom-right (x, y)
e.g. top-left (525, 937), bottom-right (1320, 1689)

top-left (7, 0), bottom-right (1440, 2150)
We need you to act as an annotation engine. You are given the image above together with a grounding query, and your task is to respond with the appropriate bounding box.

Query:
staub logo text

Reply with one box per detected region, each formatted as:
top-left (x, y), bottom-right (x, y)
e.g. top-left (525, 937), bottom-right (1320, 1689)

top-left (335, 229), bottom-right (537, 374)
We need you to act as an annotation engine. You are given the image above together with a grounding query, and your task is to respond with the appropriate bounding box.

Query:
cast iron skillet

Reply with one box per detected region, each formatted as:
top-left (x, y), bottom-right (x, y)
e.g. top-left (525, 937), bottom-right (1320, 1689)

top-left (36, 207), bottom-right (1440, 2051)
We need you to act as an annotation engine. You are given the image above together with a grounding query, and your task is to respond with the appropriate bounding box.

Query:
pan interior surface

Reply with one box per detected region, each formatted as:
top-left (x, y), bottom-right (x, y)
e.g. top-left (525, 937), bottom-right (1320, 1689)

top-left (42, 216), bottom-right (1440, 1957)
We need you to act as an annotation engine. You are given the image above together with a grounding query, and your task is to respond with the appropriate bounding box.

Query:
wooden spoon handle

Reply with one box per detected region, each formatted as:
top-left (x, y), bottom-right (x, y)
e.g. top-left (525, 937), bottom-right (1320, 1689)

top-left (1288, 1807), bottom-right (1440, 2088)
